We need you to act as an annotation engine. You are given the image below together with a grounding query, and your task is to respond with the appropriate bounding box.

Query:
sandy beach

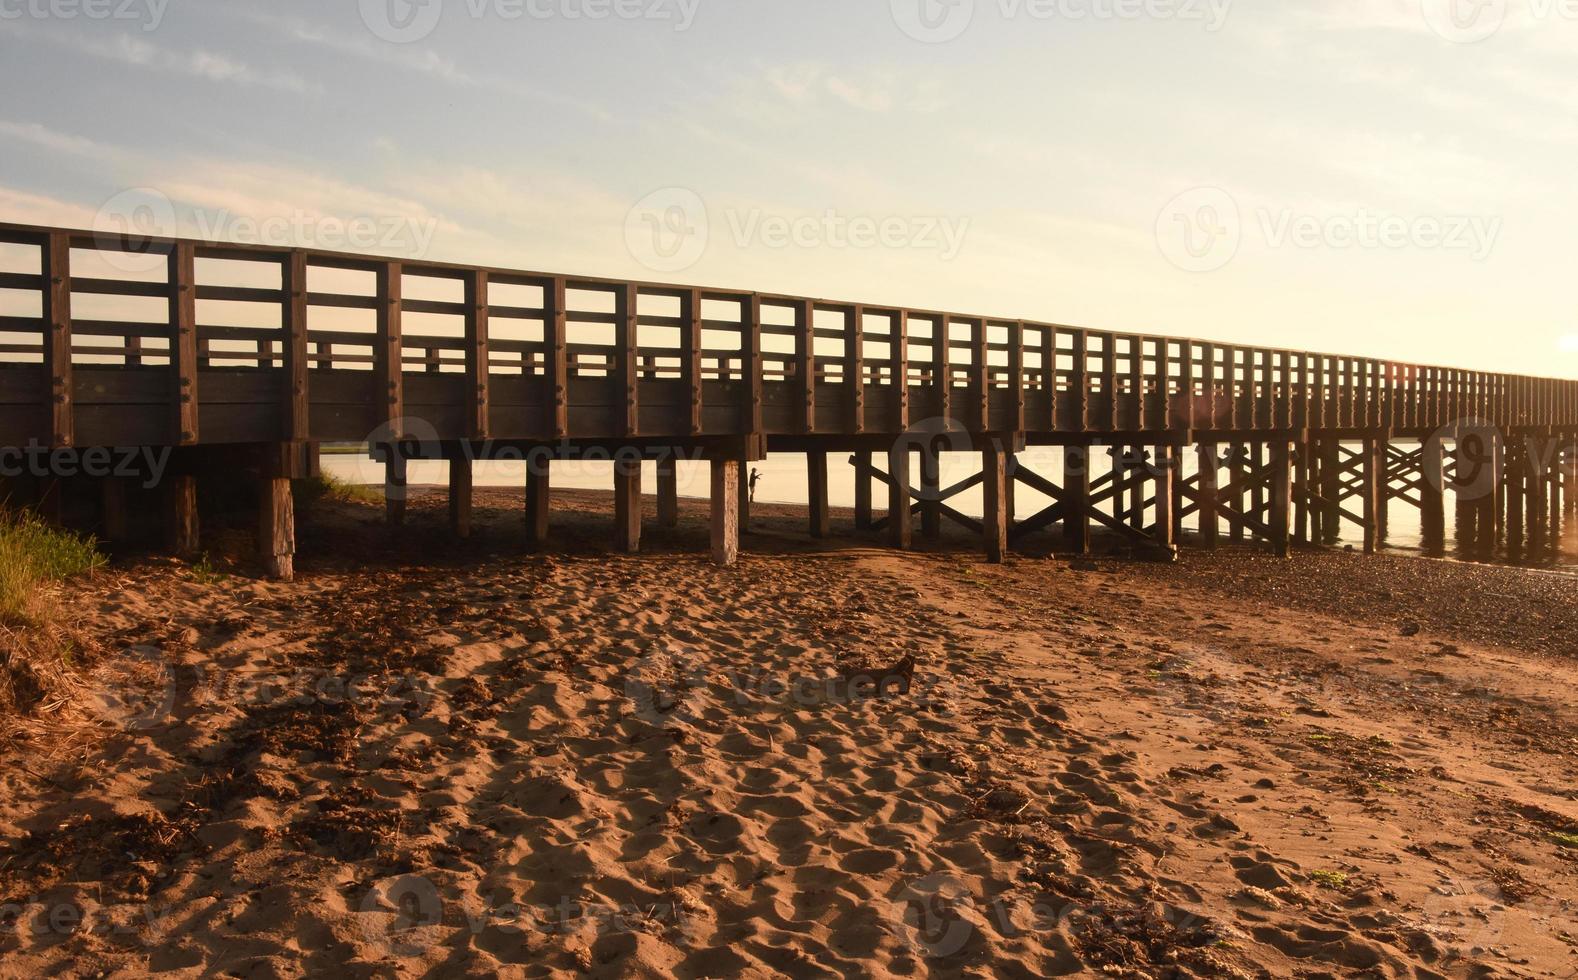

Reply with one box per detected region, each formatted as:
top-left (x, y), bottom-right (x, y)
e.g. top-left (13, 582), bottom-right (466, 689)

top-left (1, 487), bottom-right (1575, 978)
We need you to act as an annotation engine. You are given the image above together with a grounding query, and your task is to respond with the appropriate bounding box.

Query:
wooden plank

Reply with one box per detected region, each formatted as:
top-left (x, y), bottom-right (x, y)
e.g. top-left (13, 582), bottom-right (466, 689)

top-left (616, 283), bottom-right (639, 437)
top-left (282, 252), bottom-right (311, 440)
top-left (682, 288), bottom-right (703, 434)
top-left (466, 270), bottom-right (490, 439)
top-left (168, 242), bottom-right (199, 444)
top-left (42, 232), bottom-right (73, 447)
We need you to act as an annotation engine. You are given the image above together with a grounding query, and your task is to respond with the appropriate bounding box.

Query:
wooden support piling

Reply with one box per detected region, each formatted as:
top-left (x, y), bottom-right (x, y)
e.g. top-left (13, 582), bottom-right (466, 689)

top-left (711, 458), bottom-right (739, 566)
top-left (1559, 441), bottom-right (1571, 520)
top-left (101, 478), bottom-right (128, 544)
top-left (1495, 441), bottom-right (1521, 558)
top-left (166, 474), bottom-right (199, 558)
top-left (808, 452), bottom-right (830, 538)
top-left (1320, 439), bottom-right (1342, 545)
top-left (1250, 442), bottom-right (1266, 531)
top-left (526, 459), bottom-right (550, 548)
top-left (1528, 442), bottom-right (1548, 556)
top-left (259, 476), bottom-right (295, 581)
top-left (448, 455), bottom-right (473, 539)
top-left (657, 456), bottom-right (679, 528)
top-left (1292, 441), bottom-right (1310, 545)
top-left (1198, 443), bottom-right (1219, 550)
top-left (613, 456), bottom-right (642, 553)
top-left (854, 450), bottom-right (873, 530)
top-left (1154, 445), bottom-right (1176, 552)
top-left (1421, 436), bottom-right (1446, 554)
top-left (1270, 439), bottom-right (1292, 557)
top-left (920, 444), bottom-right (941, 539)
top-left (1065, 445), bottom-right (1091, 555)
top-left (1362, 436), bottom-right (1381, 554)
top-left (1127, 447), bottom-right (1146, 530)
top-left (384, 448), bottom-right (407, 527)
top-left (982, 442), bottom-right (1007, 563)
top-left (738, 463), bottom-right (751, 531)
top-left (888, 447), bottom-right (912, 550)
top-left (1229, 443), bottom-right (1247, 541)
top-left (1455, 439), bottom-right (1481, 558)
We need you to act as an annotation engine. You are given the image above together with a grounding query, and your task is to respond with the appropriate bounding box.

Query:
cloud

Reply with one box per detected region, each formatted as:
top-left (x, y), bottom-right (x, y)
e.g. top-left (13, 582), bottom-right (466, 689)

top-left (758, 62), bottom-right (952, 114)
top-left (228, 8), bottom-right (615, 120)
top-left (9, 23), bottom-right (317, 93)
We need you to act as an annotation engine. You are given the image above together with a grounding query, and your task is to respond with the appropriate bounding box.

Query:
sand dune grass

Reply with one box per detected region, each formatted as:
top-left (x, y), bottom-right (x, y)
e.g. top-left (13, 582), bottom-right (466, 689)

top-left (0, 508), bottom-right (103, 718)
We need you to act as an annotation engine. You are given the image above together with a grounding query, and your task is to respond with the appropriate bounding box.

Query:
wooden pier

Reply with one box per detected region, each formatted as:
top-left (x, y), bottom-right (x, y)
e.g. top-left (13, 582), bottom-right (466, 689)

top-left (1, 221), bottom-right (1575, 577)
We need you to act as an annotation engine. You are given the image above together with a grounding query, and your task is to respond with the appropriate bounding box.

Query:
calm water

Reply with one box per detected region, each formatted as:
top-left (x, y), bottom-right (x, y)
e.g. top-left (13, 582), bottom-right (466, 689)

top-left (322, 448), bottom-right (1578, 569)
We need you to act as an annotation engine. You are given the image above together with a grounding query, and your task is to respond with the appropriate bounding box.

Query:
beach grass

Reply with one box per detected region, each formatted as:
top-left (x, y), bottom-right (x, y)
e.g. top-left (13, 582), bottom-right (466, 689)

top-left (0, 507), bottom-right (104, 626)
top-left (293, 472), bottom-right (383, 508)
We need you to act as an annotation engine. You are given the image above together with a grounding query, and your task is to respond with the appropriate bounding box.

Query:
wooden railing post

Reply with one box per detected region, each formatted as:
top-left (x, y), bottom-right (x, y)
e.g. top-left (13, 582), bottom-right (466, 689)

top-left (168, 241), bottom-right (198, 445)
top-left (682, 287), bottom-right (703, 435)
top-left (42, 232), bottom-right (73, 447)
top-left (849, 305), bottom-right (865, 433)
top-left (616, 283), bottom-right (639, 437)
top-left (744, 295), bottom-right (763, 435)
top-left (545, 277), bottom-right (568, 438)
top-left (376, 261), bottom-right (403, 437)
top-left (466, 270), bottom-right (490, 440)
top-left (797, 299), bottom-right (815, 433)
top-left (893, 310), bottom-right (910, 430)
top-left (282, 251), bottom-right (310, 442)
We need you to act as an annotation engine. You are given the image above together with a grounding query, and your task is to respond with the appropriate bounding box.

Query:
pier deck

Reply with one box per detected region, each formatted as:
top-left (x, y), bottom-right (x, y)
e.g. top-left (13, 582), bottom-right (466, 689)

top-left (2, 221), bottom-right (1574, 576)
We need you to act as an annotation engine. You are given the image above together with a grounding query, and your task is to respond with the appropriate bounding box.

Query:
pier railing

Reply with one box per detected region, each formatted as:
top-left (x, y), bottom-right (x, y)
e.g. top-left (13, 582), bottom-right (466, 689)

top-left (2, 220), bottom-right (1573, 451)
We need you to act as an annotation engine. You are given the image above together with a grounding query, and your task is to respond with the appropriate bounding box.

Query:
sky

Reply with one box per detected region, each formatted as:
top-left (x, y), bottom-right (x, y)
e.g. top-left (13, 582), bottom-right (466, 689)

top-left (0, 0), bottom-right (1574, 377)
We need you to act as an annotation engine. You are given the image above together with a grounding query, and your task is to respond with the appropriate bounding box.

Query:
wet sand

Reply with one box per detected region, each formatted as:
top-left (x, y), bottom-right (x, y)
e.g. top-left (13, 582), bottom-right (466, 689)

top-left (1, 487), bottom-right (1575, 977)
